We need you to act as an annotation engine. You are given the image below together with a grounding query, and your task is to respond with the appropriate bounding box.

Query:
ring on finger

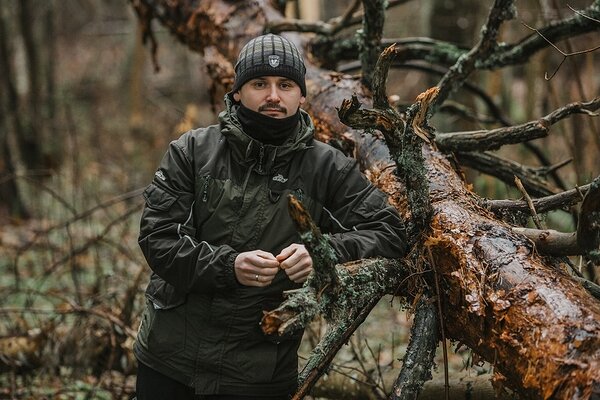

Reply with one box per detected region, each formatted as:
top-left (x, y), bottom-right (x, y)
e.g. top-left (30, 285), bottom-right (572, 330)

top-left (255, 274), bottom-right (260, 282)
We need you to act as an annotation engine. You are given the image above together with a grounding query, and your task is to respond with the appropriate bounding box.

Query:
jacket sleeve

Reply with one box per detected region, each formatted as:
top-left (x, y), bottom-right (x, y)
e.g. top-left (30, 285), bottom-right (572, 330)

top-left (321, 155), bottom-right (407, 263)
top-left (138, 132), bottom-right (239, 296)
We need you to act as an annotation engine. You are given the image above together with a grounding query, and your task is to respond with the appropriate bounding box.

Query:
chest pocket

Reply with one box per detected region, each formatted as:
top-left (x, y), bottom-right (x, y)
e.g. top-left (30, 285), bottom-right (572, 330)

top-left (194, 175), bottom-right (226, 223)
top-left (268, 177), bottom-right (315, 214)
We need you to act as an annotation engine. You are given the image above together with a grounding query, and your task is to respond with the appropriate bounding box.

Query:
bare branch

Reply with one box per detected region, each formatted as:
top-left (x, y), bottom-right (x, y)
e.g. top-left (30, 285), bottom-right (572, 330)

top-left (501, 176), bottom-right (599, 256)
top-left (513, 227), bottom-right (578, 255)
top-left (391, 296), bottom-right (438, 400)
top-left (433, 0), bottom-right (516, 111)
top-left (435, 97), bottom-right (600, 152)
top-left (577, 177), bottom-right (600, 252)
top-left (322, 2), bottom-right (599, 81)
top-left (266, 18), bottom-right (332, 35)
top-left (456, 151), bottom-right (558, 197)
top-left (568, 4), bottom-right (600, 23)
top-left (267, 0), bottom-right (410, 36)
top-left (514, 176), bottom-right (543, 229)
top-left (328, 0), bottom-right (361, 35)
top-left (293, 296), bottom-right (381, 400)
top-left (521, 21), bottom-right (600, 80)
top-left (359, 0), bottom-right (385, 89)
top-left (484, 182), bottom-right (590, 215)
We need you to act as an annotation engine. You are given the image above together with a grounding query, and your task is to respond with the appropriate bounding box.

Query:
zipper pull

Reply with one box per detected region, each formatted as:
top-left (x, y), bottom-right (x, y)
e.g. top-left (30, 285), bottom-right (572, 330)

top-left (201, 176), bottom-right (210, 202)
top-left (258, 145), bottom-right (265, 173)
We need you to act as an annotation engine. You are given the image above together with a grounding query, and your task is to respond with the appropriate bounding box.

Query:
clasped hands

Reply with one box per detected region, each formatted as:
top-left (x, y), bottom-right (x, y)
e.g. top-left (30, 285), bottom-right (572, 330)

top-left (234, 243), bottom-right (313, 287)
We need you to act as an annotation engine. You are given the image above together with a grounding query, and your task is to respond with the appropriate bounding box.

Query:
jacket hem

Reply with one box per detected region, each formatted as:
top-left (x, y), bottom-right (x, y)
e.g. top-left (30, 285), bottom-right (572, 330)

top-left (208, 380), bottom-right (297, 397)
top-left (134, 342), bottom-right (192, 387)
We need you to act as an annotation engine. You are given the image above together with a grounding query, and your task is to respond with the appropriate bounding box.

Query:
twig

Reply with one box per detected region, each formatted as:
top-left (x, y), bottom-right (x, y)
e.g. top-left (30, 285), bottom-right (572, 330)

top-left (10, 187), bottom-right (144, 256)
top-left (484, 181), bottom-right (592, 215)
top-left (40, 204), bottom-right (142, 278)
top-left (266, 0), bottom-right (410, 35)
top-left (329, 0), bottom-right (361, 35)
top-left (514, 176), bottom-right (543, 229)
top-left (435, 97), bottom-right (600, 152)
top-left (433, 0), bottom-right (516, 112)
top-left (521, 21), bottom-right (600, 80)
top-left (0, 306), bottom-right (137, 339)
top-left (364, 339), bottom-right (387, 395)
top-left (338, 57), bottom-right (576, 193)
top-left (456, 151), bottom-right (557, 198)
top-left (568, 4), bottom-right (600, 23)
top-left (287, 194), bottom-right (339, 293)
top-left (348, 336), bottom-right (384, 398)
top-left (293, 296), bottom-right (381, 400)
top-left (429, 247), bottom-right (449, 400)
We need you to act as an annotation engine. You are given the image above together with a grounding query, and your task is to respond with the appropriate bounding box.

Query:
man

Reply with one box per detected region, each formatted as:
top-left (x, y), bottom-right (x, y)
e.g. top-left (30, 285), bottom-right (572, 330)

top-left (134, 33), bottom-right (406, 400)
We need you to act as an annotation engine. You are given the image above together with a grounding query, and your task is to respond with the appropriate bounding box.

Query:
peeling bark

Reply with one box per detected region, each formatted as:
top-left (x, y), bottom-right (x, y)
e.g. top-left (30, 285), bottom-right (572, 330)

top-left (422, 146), bottom-right (600, 399)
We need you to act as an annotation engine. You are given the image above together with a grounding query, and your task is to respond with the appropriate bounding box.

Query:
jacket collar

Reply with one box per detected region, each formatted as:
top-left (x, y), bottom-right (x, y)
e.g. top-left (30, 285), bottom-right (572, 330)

top-left (219, 95), bottom-right (314, 175)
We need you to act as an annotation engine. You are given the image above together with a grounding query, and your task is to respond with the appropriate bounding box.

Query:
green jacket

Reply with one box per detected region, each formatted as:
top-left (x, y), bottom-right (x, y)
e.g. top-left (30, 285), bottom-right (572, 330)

top-left (134, 98), bottom-right (406, 396)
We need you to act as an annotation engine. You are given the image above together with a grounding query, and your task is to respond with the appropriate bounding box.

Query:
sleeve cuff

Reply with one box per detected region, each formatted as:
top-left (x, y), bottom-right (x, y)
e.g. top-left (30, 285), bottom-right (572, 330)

top-left (223, 252), bottom-right (242, 289)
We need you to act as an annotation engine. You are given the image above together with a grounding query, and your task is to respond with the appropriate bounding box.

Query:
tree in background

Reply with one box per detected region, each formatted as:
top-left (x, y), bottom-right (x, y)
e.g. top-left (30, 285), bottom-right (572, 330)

top-left (0, 0), bottom-right (60, 220)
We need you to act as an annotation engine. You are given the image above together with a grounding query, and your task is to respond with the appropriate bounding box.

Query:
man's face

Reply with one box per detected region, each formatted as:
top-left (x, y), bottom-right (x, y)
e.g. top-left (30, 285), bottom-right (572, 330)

top-left (233, 76), bottom-right (306, 119)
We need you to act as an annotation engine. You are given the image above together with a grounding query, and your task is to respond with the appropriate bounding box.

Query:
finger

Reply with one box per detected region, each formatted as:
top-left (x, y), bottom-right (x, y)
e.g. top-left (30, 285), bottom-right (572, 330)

top-left (235, 252), bottom-right (275, 286)
top-left (282, 261), bottom-right (307, 276)
top-left (275, 244), bottom-right (297, 263)
top-left (284, 261), bottom-right (312, 279)
top-left (257, 251), bottom-right (278, 261)
top-left (281, 251), bottom-right (311, 270)
top-left (278, 245), bottom-right (306, 267)
top-left (287, 268), bottom-right (312, 283)
top-left (253, 254), bottom-right (280, 268)
top-left (255, 266), bottom-right (280, 277)
top-left (236, 251), bottom-right (275, 269)
top-left (250, 272), bottom-right (276, 287)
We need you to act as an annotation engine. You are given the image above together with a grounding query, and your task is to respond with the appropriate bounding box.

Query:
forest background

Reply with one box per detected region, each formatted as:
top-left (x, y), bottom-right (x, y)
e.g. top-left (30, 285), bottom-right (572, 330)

top-left (0, 0), bottom-right (598, 398)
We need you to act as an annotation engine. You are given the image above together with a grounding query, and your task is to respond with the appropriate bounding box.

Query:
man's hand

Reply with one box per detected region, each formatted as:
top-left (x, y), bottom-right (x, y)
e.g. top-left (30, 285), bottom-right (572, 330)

top-left (276, 244), bottom-right (313, 283)
top-left (234, 250), bottom-right (280, 287)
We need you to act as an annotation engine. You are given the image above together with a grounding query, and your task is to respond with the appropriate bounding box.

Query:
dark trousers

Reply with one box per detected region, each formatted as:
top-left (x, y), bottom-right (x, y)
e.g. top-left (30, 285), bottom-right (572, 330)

top-left (135, 361), bottom-right (291, 400)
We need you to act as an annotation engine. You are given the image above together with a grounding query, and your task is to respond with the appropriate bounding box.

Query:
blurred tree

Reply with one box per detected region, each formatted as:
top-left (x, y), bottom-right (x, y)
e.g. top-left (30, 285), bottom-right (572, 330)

top-left (0, 0), bottom-right (60, 220)
top-left (0, 2), bottom-right (30, 219)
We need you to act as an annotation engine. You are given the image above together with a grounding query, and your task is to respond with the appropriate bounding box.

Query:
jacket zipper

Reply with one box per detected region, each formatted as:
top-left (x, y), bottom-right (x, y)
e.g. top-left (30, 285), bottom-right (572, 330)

top-left (201, 176), bottom-right (211, 202)
top-left (257, 145), bottom-right (265, 174)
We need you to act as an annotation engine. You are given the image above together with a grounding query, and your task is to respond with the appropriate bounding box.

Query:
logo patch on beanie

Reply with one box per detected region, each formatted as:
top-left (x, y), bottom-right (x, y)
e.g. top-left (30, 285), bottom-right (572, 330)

top-left (268, 55), bottom-right (280, 68)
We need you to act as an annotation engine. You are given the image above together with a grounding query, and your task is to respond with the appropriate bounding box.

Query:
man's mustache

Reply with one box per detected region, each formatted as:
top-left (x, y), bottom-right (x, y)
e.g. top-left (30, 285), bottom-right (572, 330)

top-left (258, 103), bottom-right (287, 113)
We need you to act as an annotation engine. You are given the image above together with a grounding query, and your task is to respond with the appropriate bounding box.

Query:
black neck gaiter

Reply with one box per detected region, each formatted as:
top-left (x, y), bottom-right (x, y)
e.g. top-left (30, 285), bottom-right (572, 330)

top-left (236, 104), bottom-right (300, 146)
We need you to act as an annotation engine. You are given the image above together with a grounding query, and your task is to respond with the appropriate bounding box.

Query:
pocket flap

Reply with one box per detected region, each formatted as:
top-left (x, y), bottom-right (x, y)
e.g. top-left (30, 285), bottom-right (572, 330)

top-left (143, 183), bottom-right (178, 211)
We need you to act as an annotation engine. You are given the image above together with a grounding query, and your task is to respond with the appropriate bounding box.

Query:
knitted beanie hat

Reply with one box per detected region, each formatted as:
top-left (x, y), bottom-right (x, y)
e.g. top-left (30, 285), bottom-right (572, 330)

top-left (232, 34), bottom-right (307, 96)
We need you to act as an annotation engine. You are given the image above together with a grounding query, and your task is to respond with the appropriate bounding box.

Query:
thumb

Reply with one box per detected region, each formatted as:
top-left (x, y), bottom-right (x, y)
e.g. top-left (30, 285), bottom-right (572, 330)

top-left (276, 245), bottom-right (295, 263)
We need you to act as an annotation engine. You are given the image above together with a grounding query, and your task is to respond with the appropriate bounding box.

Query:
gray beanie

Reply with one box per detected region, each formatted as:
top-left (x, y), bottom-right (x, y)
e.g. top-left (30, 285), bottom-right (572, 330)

top-left (232, 34), bottom-right (306, 96)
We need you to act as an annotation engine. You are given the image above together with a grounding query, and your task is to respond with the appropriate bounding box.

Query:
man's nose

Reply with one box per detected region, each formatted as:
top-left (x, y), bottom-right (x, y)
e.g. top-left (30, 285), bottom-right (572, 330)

top-left (266, 84), bottom-right (281, 102)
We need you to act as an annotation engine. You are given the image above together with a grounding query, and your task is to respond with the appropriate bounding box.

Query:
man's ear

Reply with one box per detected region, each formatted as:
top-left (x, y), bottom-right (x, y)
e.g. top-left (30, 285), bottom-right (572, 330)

top-left (299, 96), bottom-right (306, 105)
top-left (233, 91), bottom-right (241, 102)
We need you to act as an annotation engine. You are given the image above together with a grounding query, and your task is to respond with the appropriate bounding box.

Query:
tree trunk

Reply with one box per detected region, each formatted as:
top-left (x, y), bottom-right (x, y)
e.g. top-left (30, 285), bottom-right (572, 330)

top-left (0, 2), bottom-right (30, 220)
top-left (424, 145), bottom-right (600, 399)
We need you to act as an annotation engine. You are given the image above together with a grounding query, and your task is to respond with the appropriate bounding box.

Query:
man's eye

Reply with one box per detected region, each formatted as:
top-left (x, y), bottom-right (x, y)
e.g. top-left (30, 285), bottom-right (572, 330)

top-left (253, 82), bottom-right (265, 88)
